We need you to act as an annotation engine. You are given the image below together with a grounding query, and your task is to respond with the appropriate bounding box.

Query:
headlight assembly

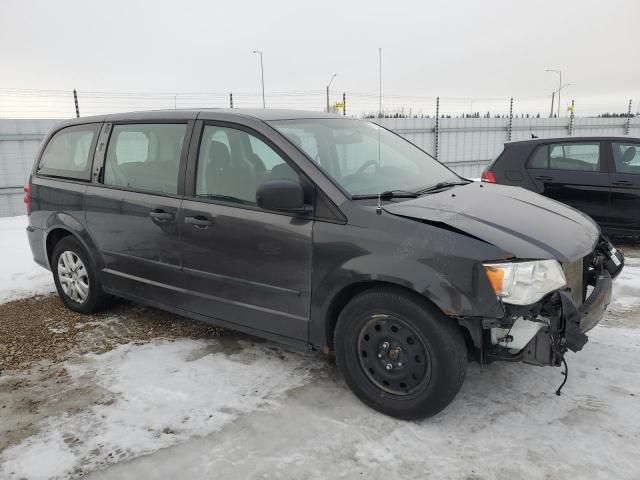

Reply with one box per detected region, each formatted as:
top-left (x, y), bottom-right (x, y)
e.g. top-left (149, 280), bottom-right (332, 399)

top-left (483, 260), bottom-right (567, 306)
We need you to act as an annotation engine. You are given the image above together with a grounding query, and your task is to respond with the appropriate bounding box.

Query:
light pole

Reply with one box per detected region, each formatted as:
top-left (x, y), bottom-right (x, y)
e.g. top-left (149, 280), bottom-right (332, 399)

top-left (326, 74), bottom-right (337, 112)
top-left (549, 82), bottom-right (571, 117)
top-left (253, 50), bottom-right (265, 109)
top-left (546, 69), bottom-right (562, 117)
top-left (378, 48), bottom-right (382, 118)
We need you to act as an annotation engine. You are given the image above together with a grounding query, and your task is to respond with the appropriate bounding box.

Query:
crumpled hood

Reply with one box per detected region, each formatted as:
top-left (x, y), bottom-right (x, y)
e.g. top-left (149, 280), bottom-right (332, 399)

top-left (383, 182), bottom-right (599, 262)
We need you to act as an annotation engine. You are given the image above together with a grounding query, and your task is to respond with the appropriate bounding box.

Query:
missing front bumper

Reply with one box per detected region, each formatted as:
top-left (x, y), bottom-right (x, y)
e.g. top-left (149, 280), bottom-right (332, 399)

top-left (460, 237), bottom-right (623, 368)
top-left (488, 263), bottom-right (615, 367)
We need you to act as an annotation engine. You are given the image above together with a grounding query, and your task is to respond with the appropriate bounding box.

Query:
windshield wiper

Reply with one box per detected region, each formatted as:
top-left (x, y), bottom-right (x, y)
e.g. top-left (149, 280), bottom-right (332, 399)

top-left (352, 190), bottom-right (419, 200)
top-left (416, 180), bottom-right (470, 194)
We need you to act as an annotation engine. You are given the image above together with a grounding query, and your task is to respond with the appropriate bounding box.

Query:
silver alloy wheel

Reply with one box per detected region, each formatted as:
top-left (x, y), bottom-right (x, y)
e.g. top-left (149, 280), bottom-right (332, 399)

top-left (57, 250), bottom-right (89, 303)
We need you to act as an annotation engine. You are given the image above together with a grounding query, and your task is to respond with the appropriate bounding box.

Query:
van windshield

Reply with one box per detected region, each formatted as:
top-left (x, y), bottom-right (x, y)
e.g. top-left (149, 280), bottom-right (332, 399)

top-left (268, 118), bottom-right (461, 196)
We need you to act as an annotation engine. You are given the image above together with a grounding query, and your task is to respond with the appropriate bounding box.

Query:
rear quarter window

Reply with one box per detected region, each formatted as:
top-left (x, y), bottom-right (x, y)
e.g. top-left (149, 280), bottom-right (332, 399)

top-left (528, 145), bottom-right (549, 168)
top-left (37, 124), bottom-right (100, 180)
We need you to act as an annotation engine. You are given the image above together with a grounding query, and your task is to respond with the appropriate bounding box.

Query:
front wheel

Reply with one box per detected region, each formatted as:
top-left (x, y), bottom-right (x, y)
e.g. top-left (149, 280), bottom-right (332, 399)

top-left (52, 236), bottom-right (112, 314)
top-left (334, 287), bottom-right (467, 420)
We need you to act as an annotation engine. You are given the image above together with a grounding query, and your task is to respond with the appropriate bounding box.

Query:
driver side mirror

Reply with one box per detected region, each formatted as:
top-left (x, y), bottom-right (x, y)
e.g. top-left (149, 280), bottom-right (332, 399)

top-left (256, 179), bottom-right (311, 214)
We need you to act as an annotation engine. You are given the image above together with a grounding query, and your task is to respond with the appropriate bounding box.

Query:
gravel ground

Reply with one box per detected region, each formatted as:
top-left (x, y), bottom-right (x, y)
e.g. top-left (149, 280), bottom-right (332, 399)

top-left (0, 296), bottom-right (224, 372)
top-left (0, 296), bottom-right (229, 453)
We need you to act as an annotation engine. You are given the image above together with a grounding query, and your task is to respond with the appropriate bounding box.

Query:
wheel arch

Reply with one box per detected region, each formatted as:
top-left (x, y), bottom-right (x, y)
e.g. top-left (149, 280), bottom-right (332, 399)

top-left (44, 213), bottom-right (102, 270)
top-left (322, 280), bottom-right (460, 353)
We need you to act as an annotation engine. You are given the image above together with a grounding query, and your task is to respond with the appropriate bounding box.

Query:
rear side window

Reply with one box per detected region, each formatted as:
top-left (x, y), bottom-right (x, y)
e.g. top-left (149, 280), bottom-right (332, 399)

top-left (37, 124), bottom-right (99, 180)
top-left (528, 142), bottom-right (601, 171)
top-left (103, 124), bottom-right (187, 194)
top-left (612, 142), bottom-right (640, 174)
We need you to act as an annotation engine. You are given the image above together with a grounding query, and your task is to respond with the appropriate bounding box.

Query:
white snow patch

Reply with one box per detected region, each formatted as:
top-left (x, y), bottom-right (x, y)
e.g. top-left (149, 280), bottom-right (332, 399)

top-left (0, 215), bottom-right (54, 303)
top-left (610, 256), bottom-right (640, 315)
top-left (82, 324), bottom-right (640, 480)
top-left (0, 339), bottom-right (321, 479)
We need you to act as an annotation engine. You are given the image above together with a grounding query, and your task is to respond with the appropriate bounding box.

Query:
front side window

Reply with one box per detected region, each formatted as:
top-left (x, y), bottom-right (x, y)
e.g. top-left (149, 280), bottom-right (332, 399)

top-left (269, 118), bottom-right (459, 196)
top-left (37, 124), bottom-right (99, 180)
top-left (528, 142), bottom-right (601, 171)
top-left (103, 124), bottom-right (186, 194)
top-left (196, 125), bottom-right (298, 205)
top-left (612, 142), bottom-right (640, 174)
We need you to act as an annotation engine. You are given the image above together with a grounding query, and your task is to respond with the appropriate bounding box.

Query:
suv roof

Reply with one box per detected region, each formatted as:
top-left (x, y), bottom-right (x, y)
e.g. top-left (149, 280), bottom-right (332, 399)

top-left (506, 135), bottom-right (640, 145)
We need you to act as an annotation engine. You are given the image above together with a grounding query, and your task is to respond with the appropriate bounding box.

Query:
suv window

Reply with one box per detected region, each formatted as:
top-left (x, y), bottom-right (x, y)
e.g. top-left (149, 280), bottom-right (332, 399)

top-left (37, 124), bottom-right (99, 180)
top-left (528, 142), bottom-right (601, 171)
top-left (612, 142), bottom-right (640, 175)
top-left (103, 124), bottom-right (186, 194)
top-left (196, 125), bottom-right (298, 205)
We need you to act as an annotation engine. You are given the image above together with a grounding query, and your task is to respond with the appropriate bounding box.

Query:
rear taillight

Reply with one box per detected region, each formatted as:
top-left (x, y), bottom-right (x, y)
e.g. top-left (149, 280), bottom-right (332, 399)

top-left (23, 183), bottom-right (32, 215)
top-left (481, 170), bottom-right (496, 183)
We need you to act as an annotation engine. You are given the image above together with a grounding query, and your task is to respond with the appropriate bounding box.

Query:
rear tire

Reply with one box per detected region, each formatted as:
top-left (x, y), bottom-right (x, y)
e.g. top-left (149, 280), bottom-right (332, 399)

top-left (334, 287), bottom-right (467, 420)
top-left (51, 236), bottom-right (112, 314)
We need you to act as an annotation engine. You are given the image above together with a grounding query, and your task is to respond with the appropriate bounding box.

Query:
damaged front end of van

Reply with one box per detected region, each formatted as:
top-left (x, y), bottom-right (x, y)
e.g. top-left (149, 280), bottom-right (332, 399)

top-left (476, 239), bottom-right (622, 370)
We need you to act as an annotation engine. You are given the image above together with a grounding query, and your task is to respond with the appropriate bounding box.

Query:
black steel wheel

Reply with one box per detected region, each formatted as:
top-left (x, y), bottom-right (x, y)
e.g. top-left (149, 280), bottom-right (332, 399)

top-left (357, 315), bottom-right (432, 395)
top-left (334, 287), bottom-right (467, 420)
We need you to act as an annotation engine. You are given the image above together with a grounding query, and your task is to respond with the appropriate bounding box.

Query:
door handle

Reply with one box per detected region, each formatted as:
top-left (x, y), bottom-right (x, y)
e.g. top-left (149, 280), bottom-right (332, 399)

top-left (612, 180), bottom-right (633, 187)
top-left (149, 209), bottom-right (174, 222)
top-left (535, 175), bottom-right (554, 182)
top-left (185, 215), bottom-right (213, 229)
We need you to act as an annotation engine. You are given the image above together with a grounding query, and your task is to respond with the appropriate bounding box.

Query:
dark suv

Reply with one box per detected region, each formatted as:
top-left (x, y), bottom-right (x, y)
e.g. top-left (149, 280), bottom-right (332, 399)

top-left (25, 109), bottom-right (623, 419)
top-left (481, 136), bottom-right (640, 237)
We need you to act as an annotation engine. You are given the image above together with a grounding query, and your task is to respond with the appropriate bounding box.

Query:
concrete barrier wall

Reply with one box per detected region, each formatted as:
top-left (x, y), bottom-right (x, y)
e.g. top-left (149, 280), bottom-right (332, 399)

top-left (379, 116), bottom-right (640, 178)
top-left (0, 119), bottom-right (59, 216)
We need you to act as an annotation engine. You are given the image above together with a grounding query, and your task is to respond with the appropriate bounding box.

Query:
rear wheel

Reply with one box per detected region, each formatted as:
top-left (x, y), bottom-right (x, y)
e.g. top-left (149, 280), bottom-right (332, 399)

top-left (52, 236), bottom-right (112, 314)
top-left (334, 287), bottom-right (467, 419)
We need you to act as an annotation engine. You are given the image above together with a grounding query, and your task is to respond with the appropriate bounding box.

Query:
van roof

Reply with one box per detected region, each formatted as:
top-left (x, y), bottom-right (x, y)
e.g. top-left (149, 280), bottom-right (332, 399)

top-left (54, 108), bottom-right (349, 128)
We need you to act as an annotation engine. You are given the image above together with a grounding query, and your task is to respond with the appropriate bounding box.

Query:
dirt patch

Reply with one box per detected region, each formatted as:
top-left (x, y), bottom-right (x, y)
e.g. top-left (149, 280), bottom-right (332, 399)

top-left (0, 361), bottom-right (111, 451)
top-left (0, 295), bottom-right (228, 452)
top-left (0, 295), bottom-right (225, 371)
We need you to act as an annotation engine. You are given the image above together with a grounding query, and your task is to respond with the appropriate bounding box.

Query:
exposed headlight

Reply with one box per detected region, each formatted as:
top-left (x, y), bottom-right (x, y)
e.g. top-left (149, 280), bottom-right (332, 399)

top-left (483, 260), bottom-right (567, 305)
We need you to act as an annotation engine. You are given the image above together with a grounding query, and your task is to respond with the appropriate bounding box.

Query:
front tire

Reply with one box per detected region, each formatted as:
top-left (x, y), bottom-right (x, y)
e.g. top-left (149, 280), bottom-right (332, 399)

top-left (52, 236), bottom-right (112, 314)
top-left (334, 287), bottom-right (467, 420)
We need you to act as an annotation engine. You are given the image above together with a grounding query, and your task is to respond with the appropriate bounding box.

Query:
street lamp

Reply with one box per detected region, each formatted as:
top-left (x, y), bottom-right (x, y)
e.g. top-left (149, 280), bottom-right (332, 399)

top-left (253, 50), bottom-right (265, 109)
top-left (546, 69), bottom-right (562, 117)
top-left (548, 82), bottom-right (571, 118)
top-left (326, 73), bottom-right (337, 113)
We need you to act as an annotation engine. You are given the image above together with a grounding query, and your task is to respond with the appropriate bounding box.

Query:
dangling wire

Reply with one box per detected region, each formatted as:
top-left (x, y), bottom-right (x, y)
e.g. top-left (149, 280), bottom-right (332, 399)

top-left (555, 357), bottom-right (569, 396)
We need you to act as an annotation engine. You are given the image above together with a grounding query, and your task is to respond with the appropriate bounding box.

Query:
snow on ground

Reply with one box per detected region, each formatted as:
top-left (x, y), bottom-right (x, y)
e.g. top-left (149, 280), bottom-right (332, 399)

top-left (0, 215), bottom-right (54, 303)
top-left (610, 255), bottom-right (640, 316)
top-left (1, 340), bottom-right (321, 479)
top-left (0, 214), bottom-right (639, 479)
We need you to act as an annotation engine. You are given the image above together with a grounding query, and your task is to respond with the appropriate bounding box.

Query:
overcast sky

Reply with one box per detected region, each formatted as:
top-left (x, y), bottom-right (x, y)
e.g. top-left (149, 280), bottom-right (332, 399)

top-left (1, 0), bottom-right (639, 116)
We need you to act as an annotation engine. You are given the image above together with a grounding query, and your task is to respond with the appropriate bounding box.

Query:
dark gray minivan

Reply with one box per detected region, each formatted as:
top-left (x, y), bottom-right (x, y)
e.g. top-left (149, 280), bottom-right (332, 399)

top-left (25, 109), bottom-right (624, 419)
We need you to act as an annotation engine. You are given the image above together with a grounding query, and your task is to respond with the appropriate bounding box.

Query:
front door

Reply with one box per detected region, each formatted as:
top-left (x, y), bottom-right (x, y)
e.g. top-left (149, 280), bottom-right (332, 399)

top-left (85, 121), bottom-right (192, 309)
top-left (526, 140), bottom-right (610, 225)
top-left (607, 140), bottom-right (640, 233)
top-left (180, 122), bottom-right (313, 340)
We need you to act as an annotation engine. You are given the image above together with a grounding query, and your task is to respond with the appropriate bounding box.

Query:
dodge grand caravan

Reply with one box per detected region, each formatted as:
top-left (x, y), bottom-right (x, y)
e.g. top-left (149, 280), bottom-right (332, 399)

top-left (25, 109), bottom-right (624, 419)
